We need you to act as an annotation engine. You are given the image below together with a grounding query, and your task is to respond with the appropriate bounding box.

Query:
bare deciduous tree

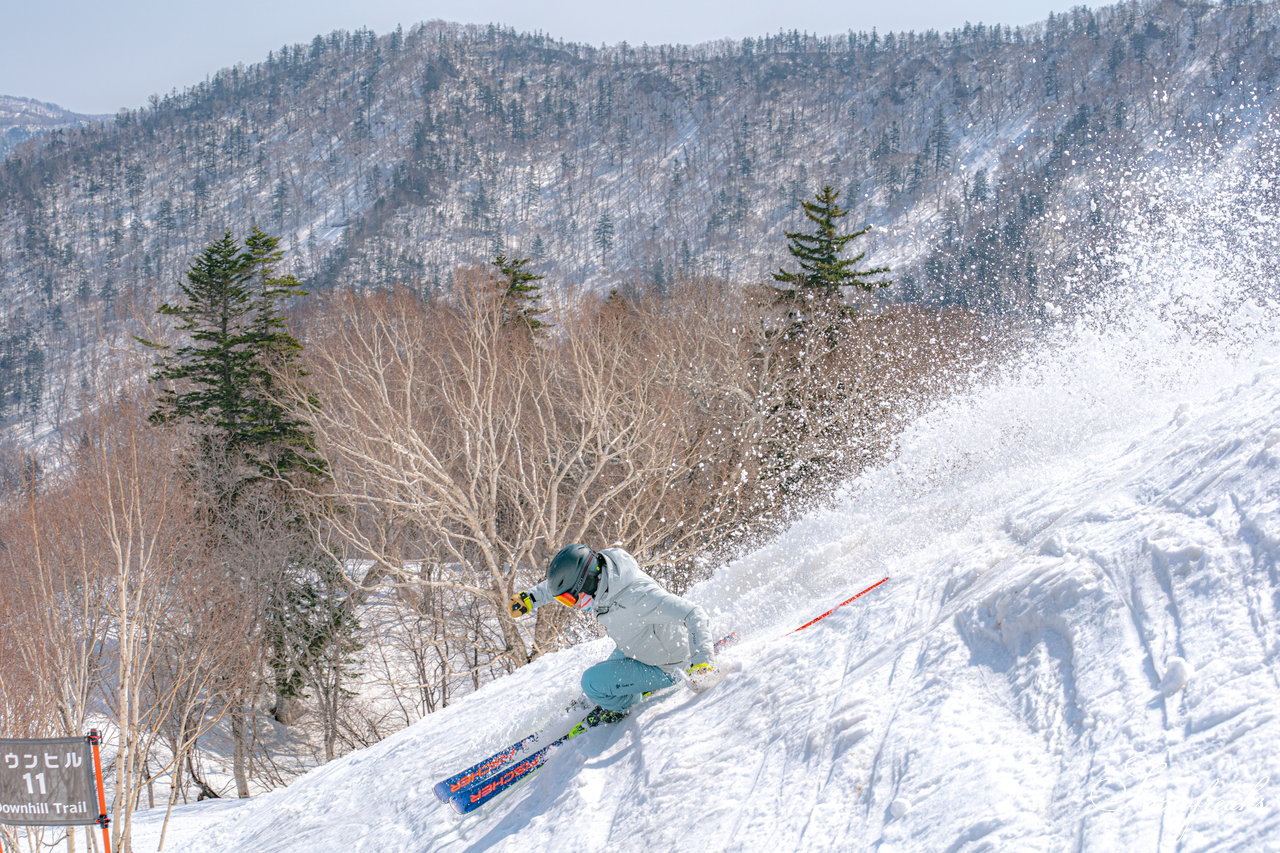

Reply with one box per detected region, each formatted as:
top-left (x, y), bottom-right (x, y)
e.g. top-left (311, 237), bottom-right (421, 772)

top-left (292, 271), bottom-right (990, 723)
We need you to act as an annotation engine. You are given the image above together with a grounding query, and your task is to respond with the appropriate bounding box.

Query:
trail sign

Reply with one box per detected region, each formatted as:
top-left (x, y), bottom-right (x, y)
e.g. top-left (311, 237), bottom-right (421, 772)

top-left (0, 737), bottom-right (99, 827)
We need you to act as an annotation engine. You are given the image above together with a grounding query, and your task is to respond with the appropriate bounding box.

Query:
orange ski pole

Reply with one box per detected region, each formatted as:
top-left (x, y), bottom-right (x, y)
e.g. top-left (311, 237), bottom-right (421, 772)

top-left (793, 577), bottom-right (888, 632)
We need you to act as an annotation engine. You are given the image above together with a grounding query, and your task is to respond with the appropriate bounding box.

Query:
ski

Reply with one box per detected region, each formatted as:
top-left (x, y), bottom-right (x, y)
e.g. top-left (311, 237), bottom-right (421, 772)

top-left (436, 631), bottom-right (739, 808)
top-left (450, 740), bottom-right (556, 814)
top-left (431, 726), bottom-right (563, 802)
top-left (432, 694), bottom-right (593, 802)
top-left (447, 706), bottom-right (619, 814)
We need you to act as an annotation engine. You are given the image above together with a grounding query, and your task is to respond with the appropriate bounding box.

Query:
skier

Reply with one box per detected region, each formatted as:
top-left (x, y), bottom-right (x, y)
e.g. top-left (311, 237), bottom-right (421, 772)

top-left (509, 544), bottom-right (720, 730)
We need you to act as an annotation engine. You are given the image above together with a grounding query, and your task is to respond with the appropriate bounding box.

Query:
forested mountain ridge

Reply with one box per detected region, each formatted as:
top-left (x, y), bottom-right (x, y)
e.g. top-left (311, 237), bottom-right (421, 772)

top-left (1, 0), bottom-right (1278, 439)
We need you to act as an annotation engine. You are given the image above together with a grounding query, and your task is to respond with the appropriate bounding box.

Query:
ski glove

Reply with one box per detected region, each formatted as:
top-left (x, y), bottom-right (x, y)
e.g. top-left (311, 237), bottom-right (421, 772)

top-left (509, 591), bottom-right (534, 618)
top-left (685, 661), bottom-right (724, 693)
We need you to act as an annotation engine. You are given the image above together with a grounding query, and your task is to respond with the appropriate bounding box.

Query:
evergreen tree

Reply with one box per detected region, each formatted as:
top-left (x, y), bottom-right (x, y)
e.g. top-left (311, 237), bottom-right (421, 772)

top-left (141, 229), bottom-right (355, 748)
top-left (492, 252), bottom-right (550, 334)
top-left (592, 213), bottom-right (615, 264)
top-left (970, 168), bottom-right (989, 205)
top-left (772, 185), bottom-right (890, 307)
top-left (761, 188), bottom-right (891, 504)
top-left (142, 227), bottom-right (320, 480)
top-left (928, 106), bottom-right (952, 174)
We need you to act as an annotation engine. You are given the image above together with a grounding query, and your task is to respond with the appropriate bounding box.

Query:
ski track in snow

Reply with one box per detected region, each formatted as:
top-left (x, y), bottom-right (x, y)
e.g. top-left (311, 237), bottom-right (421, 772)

top-left (124, 162), bottom-right (1280, 852)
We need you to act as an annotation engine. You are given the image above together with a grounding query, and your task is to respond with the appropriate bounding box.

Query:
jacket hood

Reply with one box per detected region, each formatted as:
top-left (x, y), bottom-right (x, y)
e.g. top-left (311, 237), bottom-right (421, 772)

top-left (593, 548), bottom-right (644, 612)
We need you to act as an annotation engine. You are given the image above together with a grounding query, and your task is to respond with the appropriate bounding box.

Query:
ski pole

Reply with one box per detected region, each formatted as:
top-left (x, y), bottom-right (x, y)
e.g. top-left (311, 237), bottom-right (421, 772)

top-left (793, 577), bottom-right (888, 632)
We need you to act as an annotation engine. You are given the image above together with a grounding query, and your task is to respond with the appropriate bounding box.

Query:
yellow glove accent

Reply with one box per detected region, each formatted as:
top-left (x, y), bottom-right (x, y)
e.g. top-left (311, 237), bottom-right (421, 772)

top-left (509, 591), bottom-right (533, 617)
top-left (680, 655), bottom-right (721, 691)
top-left (686, 661), bottom-right (724, 693)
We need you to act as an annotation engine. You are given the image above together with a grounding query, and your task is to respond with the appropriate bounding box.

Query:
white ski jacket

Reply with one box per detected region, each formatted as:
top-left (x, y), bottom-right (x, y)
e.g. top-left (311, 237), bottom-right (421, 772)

top-left (527, 547), bottom-right (713, 671)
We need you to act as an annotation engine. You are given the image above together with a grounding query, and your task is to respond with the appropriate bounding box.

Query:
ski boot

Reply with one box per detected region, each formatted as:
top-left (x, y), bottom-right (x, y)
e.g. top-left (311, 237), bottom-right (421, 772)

top-left (567, 705), bottom-right (628, 738)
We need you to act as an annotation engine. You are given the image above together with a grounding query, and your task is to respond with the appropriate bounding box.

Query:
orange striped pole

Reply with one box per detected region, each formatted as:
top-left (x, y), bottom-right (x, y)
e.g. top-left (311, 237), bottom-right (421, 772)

top-left (793, 577), bottom-right (888, 632)
top-left (88, 731), bottom-right (111, 853)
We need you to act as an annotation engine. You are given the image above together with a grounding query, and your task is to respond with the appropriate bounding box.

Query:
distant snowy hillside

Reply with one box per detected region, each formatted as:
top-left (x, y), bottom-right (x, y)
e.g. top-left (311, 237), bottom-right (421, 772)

top-left (122, 137), bottom-right (1280, 850)
top-left (0, 95), bottom-right (104, 158)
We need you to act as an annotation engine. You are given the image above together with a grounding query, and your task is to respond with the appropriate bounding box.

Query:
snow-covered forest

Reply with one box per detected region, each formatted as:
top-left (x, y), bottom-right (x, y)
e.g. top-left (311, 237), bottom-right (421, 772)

top-left (2, 0), bottom-right (1280, 850)
top-left (2, 0), bottom-right (1279, 438)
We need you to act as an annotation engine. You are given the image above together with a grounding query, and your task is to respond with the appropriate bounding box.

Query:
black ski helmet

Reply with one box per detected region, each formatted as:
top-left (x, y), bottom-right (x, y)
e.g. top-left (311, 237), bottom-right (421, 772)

top-left (546, 544), bottom-right (601, 603)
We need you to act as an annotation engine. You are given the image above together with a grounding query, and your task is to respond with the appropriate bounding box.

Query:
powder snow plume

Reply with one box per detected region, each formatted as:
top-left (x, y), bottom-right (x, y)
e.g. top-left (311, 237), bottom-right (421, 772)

top-left (132, 131), bottom-right (1280, 852)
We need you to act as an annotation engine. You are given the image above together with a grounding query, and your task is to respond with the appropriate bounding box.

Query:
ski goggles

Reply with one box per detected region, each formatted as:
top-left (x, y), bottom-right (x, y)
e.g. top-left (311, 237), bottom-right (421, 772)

top-left (554, 589), bottom-right (594, 610)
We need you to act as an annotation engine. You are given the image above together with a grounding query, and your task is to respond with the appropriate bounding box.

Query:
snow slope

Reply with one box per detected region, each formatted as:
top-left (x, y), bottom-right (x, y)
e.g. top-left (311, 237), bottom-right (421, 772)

top-left (134, 155), bottom-right (1280, 852)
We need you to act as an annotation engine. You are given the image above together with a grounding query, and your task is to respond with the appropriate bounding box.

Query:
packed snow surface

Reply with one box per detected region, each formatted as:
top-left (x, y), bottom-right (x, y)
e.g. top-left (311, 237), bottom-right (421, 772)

top-left (136, 160), bottom-right (1280, 851)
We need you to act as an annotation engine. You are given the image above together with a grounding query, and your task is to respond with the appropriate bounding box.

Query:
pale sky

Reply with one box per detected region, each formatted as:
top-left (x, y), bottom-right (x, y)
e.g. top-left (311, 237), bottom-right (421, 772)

top-left (4, 1), bottom-right (1081, 115)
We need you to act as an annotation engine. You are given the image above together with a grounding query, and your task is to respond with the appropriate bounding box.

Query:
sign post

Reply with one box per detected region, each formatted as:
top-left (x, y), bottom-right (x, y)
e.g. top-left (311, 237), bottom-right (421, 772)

top-left (0, 733), bottom-right (111, 853)
top-left (88, 731), bottom-right (111, 853)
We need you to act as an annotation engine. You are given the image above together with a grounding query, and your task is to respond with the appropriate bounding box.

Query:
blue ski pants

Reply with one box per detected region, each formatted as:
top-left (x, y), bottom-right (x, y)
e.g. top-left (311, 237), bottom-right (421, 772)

top-left (581, 649), bottom-right (678, 712)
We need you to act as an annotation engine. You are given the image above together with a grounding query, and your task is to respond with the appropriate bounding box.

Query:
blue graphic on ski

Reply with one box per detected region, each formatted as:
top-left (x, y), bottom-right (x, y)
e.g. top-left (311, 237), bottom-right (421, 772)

top-left (448, 731), bottom-right (568, 813)
top-left (432, 729), bottom-right (547, 802)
